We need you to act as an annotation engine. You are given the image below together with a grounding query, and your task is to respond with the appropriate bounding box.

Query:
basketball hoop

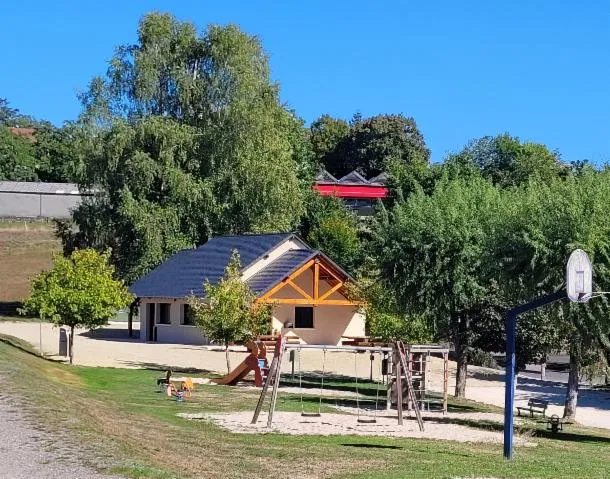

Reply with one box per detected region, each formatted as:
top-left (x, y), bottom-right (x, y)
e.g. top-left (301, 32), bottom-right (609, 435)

top-left (566, 249), bottom-right (592, 303)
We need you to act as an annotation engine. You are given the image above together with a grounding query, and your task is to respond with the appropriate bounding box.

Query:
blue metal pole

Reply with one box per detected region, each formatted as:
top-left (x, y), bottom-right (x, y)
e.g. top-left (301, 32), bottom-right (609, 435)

top-left (503, 310), bottom-right (516, 459)
top-left (503, 289), bottom-right (566, 460)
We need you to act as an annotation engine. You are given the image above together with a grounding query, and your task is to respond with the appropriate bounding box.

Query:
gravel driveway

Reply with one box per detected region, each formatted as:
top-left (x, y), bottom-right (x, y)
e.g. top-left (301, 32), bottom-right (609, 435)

top-left (0, 394), bottom-right (122, 479)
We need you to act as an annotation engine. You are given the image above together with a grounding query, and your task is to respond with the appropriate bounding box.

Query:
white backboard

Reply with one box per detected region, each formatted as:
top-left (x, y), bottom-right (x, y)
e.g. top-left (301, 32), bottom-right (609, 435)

top-left (566, 249), bottom-right (592, 302)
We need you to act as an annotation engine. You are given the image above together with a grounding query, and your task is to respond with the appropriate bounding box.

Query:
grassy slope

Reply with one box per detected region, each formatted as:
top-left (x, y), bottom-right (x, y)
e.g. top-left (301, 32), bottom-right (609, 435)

top-left (0, 222), bottom-right (60, 303)
top-left (1, 336), bottom-right (609, 479)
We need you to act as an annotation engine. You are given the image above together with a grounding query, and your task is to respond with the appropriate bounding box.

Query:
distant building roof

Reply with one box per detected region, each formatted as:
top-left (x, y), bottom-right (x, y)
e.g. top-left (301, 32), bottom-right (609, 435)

top-left (130, 233), bottom-right (297, 298)
top-left (0, 181), bottom-right (85, 195)
top-left (313, 170), bottom-right (388, 199)
top-left (337, 171), bottom-right (369, 185)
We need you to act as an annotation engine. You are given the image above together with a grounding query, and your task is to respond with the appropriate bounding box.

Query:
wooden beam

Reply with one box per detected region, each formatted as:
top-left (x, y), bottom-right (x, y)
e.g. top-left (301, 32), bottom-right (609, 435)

top-left (314, 261), bottom-right (319, 301)
top-left (317, 261), bottom-right (343, 283)
top-left (257, 298), bottom-right (362, 306)
top-left (256, 259), bottom-right (315, 302)
top-left (286, 279), bottom-right (313, 301)
top-left (318, 281), bottom-right (344, 301)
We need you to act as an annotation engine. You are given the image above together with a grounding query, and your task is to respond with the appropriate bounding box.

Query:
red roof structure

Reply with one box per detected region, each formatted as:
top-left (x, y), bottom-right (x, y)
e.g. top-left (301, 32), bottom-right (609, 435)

top-left (313, 170), bottom-right (388, 199)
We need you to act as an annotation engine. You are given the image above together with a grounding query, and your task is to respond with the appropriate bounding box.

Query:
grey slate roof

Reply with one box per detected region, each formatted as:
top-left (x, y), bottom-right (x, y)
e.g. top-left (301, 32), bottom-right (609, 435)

top-left (246, 249), bottom-right (316, 295)
top-left (130, 233), bottom-right (295, 298)
top-left (0, 181), bottom-right (86, 195)
top-left (337, 171), bottom-right (369, 185)
top-left (315, 170), bottom-right (339, 184)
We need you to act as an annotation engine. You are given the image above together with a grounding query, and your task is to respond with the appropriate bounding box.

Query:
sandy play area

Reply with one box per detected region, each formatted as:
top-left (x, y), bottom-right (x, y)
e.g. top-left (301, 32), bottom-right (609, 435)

top-left (178, 410), bottom-right (535, 446)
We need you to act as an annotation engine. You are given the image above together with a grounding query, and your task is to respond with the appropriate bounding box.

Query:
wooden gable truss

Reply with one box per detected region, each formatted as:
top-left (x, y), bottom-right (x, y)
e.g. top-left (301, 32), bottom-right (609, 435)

top-left (256, 256), bottom-right (361, 306)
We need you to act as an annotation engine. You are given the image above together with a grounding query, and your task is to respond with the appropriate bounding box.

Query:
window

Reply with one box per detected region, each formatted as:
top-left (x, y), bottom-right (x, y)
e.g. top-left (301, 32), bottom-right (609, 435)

top-left (181, 304), bottom-right (194, 325)
top-left (294, 307), bottom-right (314, 329)
top-left (158, 303), bottom-right (171, 324)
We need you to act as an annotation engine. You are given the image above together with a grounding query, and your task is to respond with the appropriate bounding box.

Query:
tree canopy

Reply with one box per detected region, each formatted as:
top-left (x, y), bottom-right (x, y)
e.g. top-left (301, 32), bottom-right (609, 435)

top-left (21, 249), bottom-right (133, 363)
top-left (67, 13), bottom-right (313, 281)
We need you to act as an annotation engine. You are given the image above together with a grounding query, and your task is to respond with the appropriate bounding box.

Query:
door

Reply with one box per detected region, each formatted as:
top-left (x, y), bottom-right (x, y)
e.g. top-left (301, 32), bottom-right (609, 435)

top-left (147, 303), bottom-right (155, 342)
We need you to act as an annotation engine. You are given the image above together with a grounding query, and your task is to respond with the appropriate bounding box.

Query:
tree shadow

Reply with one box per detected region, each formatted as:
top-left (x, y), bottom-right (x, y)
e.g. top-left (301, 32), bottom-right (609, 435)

top-left (118, 360), bottom-right (212, 374)
top-left (79, 327), bottom-right (141, 342)
top-left (341, 443), bottom-right (403, 450)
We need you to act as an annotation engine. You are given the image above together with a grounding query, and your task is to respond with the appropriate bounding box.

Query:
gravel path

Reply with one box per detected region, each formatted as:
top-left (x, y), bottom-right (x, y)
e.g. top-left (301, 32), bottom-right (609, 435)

top-left (0, 395), bottom-right (122, 479)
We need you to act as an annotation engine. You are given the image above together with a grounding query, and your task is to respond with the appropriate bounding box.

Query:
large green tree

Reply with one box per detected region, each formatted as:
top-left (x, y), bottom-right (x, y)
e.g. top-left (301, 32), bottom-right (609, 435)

top-left (68, 13), bottom-right (312, 281)
top-left (0, 126), bottom-right (38, 181)
top-left (320, 114), bottom-right (430, 180)
top-left (374, 176), bottom-right (506, 397)
top-left (497, 171), bottom-right (610, 418)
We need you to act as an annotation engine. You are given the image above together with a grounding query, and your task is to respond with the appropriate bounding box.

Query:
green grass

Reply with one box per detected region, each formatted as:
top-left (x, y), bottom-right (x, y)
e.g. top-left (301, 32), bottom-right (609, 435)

top-left (1, 336), bottom-right (609, 478)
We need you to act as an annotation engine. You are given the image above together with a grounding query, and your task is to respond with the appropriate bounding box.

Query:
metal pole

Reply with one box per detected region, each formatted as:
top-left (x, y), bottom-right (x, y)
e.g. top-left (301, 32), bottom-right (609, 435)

top-left (503, 289), bottom-right (566, 459)
top-left (503, 310), bottom-right (516, 459)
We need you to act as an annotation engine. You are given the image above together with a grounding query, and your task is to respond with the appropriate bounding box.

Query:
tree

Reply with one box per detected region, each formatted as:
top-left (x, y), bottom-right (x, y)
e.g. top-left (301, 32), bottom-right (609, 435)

top-left (68, 13), bottom-right (311, 280)
top-left (374, 176), bottom-right (506, 397)
top-left (323, 114), bottom-right (430, 179)
top-left (20, 249), bottom-right (133, 363)
top-left (299, 194), bottom-right (362, 273)
top-left (309, 115), bottom-right (349, 166)
top-left (0, 126), bottom-right (38, 180)
top-left (497, 171), bottom-right (610, 418)
top-left (464, 134), bottom-right (564, 188)
top-left (189, 251), bottom-right (272, 373)
top-left (0, 98), bottom-right (19, 125)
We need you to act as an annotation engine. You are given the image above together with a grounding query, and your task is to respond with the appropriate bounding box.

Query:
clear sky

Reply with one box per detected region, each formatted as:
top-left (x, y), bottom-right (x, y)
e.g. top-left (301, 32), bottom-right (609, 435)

top-left (2, 1), bottom-right (609, 163)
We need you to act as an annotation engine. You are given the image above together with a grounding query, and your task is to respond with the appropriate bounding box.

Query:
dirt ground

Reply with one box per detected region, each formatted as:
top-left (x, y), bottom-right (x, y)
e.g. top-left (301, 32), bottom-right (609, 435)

top-left (0, 224), bottom-right (60, 302)
top-left (179, 410), bottom-right (535, 446)
top-left (2, 321), bottom-right (610, 431)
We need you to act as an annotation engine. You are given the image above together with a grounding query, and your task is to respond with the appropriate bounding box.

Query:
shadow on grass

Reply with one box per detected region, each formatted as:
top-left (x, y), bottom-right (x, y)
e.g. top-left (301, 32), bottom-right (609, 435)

top-left (118, 360), bottom-right (212, 375)
top-left (341, 443), bottom-right (403, 450)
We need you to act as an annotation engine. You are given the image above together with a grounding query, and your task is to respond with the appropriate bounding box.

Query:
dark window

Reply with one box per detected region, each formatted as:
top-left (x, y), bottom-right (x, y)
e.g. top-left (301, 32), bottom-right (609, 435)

top-left (159, 303), bottom-right (171, 324)
top-left (294, 307), bottom-right (314, 328)
top-left (182, 304), bottom-right (193, 325)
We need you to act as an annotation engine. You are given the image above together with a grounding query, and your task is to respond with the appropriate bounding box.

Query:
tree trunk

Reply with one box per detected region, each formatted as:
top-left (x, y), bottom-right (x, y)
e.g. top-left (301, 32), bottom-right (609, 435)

top-left (540, 361), bottom-right (546, 381)
top-left (454, 314), bottom-right (469, 398)
top-left (563, 352), bottom-right (580, 419)
top-left (69, 326), bottom-right (75, 365)
top-left (225, 344), bottom-right (231, 374)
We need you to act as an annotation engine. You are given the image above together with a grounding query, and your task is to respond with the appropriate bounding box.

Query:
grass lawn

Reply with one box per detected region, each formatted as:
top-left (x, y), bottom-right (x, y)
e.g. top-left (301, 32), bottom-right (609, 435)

top-left (0, 335), bottom-right (609, 479)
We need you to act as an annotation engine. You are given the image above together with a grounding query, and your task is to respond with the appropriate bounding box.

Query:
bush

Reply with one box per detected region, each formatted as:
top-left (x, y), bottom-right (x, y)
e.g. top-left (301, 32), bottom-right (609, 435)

top-left (468, 348), bottom-right (500, 369)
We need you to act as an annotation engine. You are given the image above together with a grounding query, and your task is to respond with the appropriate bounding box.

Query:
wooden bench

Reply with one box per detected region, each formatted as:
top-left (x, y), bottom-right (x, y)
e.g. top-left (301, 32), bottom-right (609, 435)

top-left (517, 398), bottom-right (549, 417)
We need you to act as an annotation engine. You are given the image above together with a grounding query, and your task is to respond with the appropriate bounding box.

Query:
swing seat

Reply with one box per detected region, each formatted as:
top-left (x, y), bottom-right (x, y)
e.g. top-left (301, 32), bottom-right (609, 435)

top-left (357, 418), bottom-right (377, 424)
top-left (301, 412), bottom-right (322, 418)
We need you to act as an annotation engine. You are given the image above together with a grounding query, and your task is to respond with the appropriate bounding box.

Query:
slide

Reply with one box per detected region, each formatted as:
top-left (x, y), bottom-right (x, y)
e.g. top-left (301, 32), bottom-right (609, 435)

top-left (212, 340), bottom-right (269, 387)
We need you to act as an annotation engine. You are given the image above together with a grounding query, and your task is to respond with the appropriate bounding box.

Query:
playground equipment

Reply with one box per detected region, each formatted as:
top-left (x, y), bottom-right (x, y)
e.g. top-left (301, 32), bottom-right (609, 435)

top-left (251, 336), bottom-right (449, 431)
top-left (213, 340), bottom-right (269, 387)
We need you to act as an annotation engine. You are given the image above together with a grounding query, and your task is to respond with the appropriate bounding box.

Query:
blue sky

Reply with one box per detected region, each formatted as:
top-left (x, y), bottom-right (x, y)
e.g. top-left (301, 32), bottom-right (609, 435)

top-left (2, 1), bottom-right (609, 163)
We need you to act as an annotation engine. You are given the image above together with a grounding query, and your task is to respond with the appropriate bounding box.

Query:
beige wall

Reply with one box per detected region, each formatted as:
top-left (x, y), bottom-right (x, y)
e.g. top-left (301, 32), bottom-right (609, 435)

top-left (139, 298), bottom-right (209, 345)
top-left (241, 237), bottom-right (308, 281)
top-left (272, 304), bottom-right (365, 345)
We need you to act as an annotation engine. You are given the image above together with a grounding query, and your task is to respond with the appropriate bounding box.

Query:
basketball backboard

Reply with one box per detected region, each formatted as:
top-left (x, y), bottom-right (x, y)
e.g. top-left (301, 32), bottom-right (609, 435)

top-left (566, 249), bottom-right (592, 302)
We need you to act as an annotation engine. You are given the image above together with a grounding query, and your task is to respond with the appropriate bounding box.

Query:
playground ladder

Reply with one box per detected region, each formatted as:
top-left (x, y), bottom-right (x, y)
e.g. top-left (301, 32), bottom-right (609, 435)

top-left (396, 341), bottom-right (425, 431)
top-left (251, 336), bottom-right (287, 427)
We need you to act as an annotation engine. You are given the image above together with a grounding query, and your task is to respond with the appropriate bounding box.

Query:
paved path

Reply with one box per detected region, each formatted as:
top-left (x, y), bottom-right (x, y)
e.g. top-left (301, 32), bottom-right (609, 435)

top-left (0, 394), bottom-right (121, 479)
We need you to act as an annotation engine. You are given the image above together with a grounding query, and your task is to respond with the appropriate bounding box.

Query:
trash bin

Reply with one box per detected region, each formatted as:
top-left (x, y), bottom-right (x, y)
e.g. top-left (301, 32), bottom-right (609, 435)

top-left (59, 328), bottom-right (68, 357)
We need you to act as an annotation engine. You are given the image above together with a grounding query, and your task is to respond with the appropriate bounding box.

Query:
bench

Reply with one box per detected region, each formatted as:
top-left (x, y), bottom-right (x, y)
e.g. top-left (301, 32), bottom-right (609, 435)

top-left (517, 398), bottom-right (549, 417)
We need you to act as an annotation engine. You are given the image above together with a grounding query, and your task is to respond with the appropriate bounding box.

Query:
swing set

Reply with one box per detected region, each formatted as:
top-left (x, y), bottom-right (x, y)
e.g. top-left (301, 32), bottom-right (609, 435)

top-left (251, 336), bottom-right (449, 431)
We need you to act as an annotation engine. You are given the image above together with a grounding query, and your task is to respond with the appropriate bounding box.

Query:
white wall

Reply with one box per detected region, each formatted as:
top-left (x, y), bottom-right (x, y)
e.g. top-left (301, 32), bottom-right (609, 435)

top-left (139, 298), bottom-right (210, 345)
top-left (272, 304), bottom-right (365, 345)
